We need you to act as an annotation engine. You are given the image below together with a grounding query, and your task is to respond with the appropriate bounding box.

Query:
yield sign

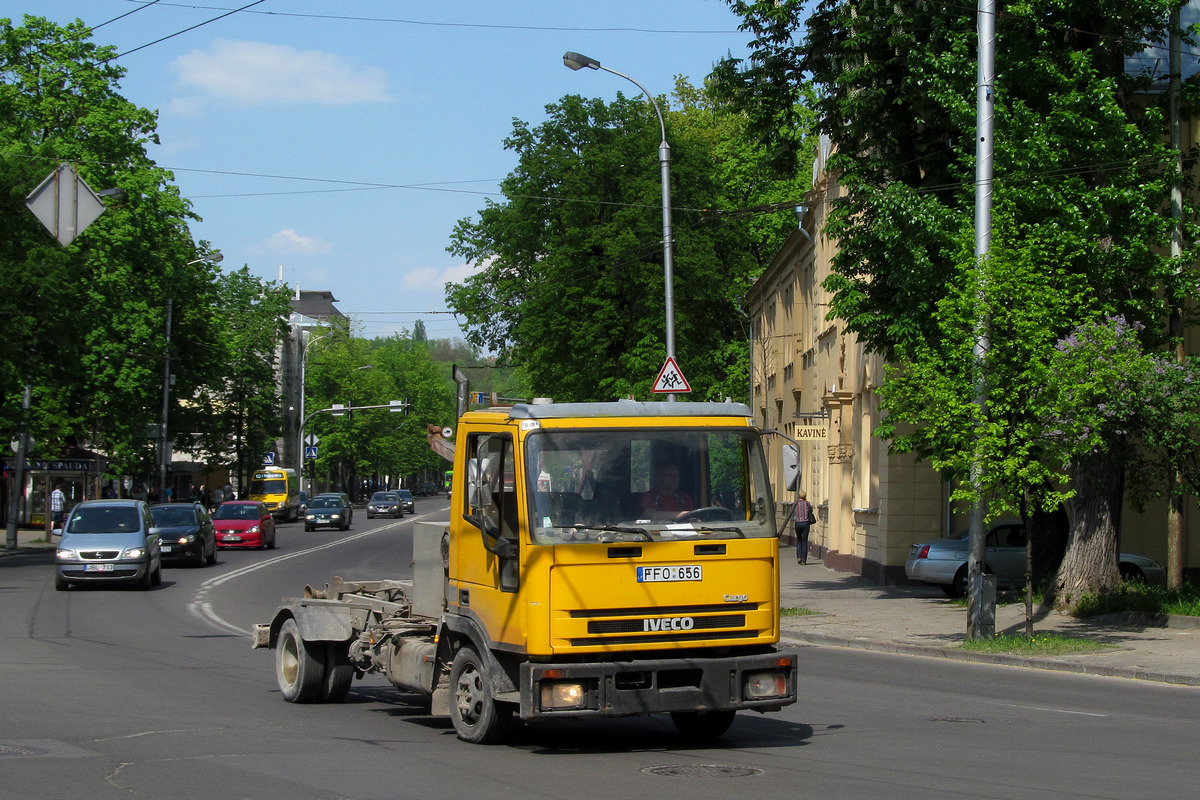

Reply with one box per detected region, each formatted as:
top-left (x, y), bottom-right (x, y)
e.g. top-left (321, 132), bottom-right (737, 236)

top-left (25, 163), bottom-right (107, 246)
top-left (651, 356), bottom-right (691, 394)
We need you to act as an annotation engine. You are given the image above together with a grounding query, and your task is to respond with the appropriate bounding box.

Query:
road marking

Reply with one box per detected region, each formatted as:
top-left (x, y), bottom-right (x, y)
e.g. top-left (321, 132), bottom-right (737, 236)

top-left (981, 700), bottom-right (1109, 718)
top-left (189, 513), bottom-right (438, 636)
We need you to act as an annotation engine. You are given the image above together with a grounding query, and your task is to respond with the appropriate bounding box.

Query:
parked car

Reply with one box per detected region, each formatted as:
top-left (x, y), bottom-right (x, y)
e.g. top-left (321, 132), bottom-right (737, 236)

top-left (55, 499), bottom-right (163, 590)
top-left (905, 523), bottom-right (1167, 597)
top-left (367, 491), bottom-right (404, 519)
top-left (395, 488), bottom-right (415, 515)
top-left (149, 502), bottom-right (216, 567)
top-left (213, 501), bottom-right (277, 549)
top-left (305, 494), bottom-right (353, 531)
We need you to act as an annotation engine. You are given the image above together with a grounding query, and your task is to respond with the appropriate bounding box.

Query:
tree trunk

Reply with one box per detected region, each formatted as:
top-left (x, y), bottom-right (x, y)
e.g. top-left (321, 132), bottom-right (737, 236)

top-left (1054, 447), bottom-right (1124, 610)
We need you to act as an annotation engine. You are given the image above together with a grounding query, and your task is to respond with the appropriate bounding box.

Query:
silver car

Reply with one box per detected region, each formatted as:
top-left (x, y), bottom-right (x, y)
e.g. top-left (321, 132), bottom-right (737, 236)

top-left (905, 523), bottom-right (1166, 597)
top-left (55, 499), bottom-right (163, 590)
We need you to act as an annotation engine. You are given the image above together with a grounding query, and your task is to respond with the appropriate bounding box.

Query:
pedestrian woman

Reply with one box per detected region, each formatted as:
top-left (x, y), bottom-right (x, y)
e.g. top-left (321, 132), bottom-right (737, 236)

top-left (794, 491), bottom-right (814, 564)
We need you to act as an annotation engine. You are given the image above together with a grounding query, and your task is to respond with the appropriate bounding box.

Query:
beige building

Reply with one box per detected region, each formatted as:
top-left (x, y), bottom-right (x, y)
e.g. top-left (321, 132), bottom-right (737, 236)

top-left (750, 141), bottom-right (1196, 585)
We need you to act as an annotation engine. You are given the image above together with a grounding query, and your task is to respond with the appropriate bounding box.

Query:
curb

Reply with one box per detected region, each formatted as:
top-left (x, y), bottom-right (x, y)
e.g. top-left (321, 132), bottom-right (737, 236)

top-left (781, 629), bottom-right (1200, 687)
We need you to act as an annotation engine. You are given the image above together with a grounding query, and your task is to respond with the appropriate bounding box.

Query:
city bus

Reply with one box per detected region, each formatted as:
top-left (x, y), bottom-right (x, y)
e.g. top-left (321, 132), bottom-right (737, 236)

top-left (248, 467), bottom-right (301, 521)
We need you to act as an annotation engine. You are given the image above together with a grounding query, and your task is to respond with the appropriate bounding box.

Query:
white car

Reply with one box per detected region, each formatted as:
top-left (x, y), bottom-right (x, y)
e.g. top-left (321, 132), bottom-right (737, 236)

top-left (904, 523), bottom-right (1166, 597)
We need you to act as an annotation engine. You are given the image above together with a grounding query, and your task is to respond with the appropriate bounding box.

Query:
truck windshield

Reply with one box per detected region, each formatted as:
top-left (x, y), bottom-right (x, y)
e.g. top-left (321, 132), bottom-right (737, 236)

top-left (525, 427), bottom-right (776, 544)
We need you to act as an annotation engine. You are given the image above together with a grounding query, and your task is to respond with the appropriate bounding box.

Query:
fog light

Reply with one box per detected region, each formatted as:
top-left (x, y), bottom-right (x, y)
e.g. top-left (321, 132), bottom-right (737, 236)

top-left (540, 681), bottom-right (587, 710)
top-left (744, 670), bottom-right (787, 699)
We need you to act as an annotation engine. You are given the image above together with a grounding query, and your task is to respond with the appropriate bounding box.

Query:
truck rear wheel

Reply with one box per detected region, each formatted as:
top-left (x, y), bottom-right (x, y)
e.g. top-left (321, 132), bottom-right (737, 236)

top-left (277, 618), bottom-right (323, 703)
top-left (670, 710), bottom-right (736, 740)
top-left (320, 644), bottom-right (354, 703)
top-left (449, 646), bottom-right (511, 744)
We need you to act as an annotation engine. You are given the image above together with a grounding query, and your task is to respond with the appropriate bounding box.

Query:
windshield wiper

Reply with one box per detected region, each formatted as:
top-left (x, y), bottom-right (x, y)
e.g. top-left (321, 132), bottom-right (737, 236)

top-left (572, 524), bottom-right (652, 542)
top-left (692, 526), bottom-right (747, 538)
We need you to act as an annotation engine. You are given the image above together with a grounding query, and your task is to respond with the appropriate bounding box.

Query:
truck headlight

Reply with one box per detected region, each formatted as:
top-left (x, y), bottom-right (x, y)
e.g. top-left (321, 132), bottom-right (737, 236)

top-left (540, 681), bottom-right (587, 710)
top-left (744, 670), bottom-right (789, 699)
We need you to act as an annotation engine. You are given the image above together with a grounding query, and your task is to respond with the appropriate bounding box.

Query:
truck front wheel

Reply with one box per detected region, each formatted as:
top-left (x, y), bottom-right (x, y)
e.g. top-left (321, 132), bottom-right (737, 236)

top-left (277, 618), bottom-right (323, 703)
top-left (449, 646), bottom-right (511, 744)
top-left (670, 709), bottom-right (736, 740)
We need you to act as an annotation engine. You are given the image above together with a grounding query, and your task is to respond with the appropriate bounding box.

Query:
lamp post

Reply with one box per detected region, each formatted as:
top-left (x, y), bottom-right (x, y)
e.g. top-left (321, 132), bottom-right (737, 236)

top-left (161, 251), bottom-right (222, 499)
top-left (563, 51), bottom-right (677, 400)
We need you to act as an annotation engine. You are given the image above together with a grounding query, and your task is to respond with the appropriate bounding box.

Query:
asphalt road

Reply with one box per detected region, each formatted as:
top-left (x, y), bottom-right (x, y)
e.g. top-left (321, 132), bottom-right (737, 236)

top-left (1, 500), bottom-right (1197, 800)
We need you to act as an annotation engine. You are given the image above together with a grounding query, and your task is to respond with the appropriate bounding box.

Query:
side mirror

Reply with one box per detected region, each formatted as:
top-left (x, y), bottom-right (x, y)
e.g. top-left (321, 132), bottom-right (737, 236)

top-left (467, 457), bottom-right (493, 508)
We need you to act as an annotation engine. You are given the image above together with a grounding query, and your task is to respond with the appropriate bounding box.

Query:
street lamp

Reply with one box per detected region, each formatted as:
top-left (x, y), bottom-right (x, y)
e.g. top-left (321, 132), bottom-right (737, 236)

top-left (563, 51), bottom-right (677, 400)
top-left (161, 250), bottom-right (222, 498)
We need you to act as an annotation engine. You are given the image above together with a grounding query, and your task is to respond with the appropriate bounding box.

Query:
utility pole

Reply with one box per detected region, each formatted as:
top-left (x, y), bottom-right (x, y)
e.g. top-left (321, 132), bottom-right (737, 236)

top-left (967, 0), bottom-right (998, 639)
top-left (159, 298), bottom-right (173, 499)
top-left (5, 385), bottom-right (32, 549)
top-left (1167, 5), bottom-right (1186, 588)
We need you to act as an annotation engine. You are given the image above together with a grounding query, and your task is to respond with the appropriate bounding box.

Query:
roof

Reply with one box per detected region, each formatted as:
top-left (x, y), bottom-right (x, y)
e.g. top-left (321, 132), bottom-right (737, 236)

top-left (504, 400), bottom-right (754, 420)
top-left (289, 290), bottom-right (347, 321)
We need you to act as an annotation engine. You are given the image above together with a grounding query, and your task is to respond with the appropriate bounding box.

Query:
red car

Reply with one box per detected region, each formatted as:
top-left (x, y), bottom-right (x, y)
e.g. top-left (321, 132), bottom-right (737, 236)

top-left (213, 501), bottom-right (277, 550)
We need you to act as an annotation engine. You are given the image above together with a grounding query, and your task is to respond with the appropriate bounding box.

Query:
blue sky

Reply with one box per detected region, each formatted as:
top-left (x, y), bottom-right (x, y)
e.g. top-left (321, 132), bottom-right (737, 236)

top-left (17, 1), bottom-right (757, 342)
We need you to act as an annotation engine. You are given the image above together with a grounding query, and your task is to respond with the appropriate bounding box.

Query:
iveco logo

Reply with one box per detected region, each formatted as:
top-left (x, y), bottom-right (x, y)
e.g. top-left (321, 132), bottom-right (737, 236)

top-left (643, 617), bottom-right (695, 632)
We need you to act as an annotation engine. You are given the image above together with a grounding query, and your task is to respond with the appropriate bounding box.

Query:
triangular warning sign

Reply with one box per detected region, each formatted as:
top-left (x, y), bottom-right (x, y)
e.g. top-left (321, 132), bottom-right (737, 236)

top-left (651, 356), bottom-right (691, 394)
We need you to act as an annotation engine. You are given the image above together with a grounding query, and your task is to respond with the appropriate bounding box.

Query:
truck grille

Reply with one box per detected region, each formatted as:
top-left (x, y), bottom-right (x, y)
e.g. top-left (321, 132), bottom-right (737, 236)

top-left (587, 615), bottom-right (746, 634)
top-left (566, 602), bottom-right (763, 647)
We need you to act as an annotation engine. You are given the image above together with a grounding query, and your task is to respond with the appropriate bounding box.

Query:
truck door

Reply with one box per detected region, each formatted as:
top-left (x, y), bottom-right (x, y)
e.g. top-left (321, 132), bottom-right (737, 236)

top-left (460, 432), bottom-right (520, 593)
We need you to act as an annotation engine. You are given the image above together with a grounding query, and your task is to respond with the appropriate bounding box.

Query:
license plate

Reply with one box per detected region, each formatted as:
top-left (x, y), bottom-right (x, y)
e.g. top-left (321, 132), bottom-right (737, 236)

top-left (637, 564), bottom-right (702, 582)
top-left (85, 563), bottom-right (115, 572)
top-left (160, 545), bottom-right (173, 552)
top-left (223, 535), bottom-right (241, 542)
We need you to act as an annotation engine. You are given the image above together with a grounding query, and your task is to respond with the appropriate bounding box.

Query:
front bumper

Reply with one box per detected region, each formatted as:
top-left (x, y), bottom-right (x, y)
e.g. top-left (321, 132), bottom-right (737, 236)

top-left (217, 530), bottom-right (265, 548)
top-left (367, 506), bottom-right (401, 518)
top-left (57, 559), bottom-right (151, 585)
top-left (159, 539), bottom-right (204, 563)
top-left (517, 650), bottom-right (797, 721)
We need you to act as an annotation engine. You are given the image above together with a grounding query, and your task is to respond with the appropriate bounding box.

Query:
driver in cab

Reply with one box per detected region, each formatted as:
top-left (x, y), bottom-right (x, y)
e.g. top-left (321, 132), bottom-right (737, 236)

top-left (638, 462), bottom-right (694, 520)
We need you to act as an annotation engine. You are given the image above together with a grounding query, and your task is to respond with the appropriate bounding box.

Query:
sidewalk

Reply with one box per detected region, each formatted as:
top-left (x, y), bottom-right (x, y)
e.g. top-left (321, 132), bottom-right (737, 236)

top-left (0, 527), bottom-right (57, 553)
top-left (778, 550), bottom-right (1200, 687)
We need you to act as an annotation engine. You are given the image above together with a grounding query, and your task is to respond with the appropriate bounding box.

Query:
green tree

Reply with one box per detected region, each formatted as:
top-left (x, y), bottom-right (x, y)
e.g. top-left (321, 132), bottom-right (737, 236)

top-left (717, 0), bottom-right (1199, 605)
top-left (447, 81), bottom-right (807, 402)
top-left (189, 267), bottom-right (292, 492)
top-left (0, 15), bottom-right (214, 482)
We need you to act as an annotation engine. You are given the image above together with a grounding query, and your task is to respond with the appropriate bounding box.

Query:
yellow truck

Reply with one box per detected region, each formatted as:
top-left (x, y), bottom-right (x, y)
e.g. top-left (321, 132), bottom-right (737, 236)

top-left (253, 400), bottom-right (796, 743)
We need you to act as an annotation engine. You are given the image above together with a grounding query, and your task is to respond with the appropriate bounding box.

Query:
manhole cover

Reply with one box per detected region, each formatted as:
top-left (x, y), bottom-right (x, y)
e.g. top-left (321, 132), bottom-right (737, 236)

top-left (0, 744), bottom-right (47, 757)
top-left (642, 765), bottom-right (764, 778)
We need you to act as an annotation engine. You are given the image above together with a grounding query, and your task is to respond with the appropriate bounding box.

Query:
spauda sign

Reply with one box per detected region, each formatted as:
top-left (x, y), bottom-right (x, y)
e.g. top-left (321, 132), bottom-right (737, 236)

top-left (795, 426), bottom-right (827, 439)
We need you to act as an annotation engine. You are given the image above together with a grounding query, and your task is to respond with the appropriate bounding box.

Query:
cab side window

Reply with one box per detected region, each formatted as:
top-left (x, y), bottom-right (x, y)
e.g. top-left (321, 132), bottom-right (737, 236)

top-left (467, 433), bottom-right (519, 592)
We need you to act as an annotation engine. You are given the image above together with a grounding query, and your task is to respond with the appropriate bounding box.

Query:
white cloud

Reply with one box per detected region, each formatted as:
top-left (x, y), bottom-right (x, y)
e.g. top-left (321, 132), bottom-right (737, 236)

top-left (264, 228), bottom-right (332, 255)
top-left (401, 259), bottom-right (490, 291)
top-left (171, 39), bottom-right (391, 111)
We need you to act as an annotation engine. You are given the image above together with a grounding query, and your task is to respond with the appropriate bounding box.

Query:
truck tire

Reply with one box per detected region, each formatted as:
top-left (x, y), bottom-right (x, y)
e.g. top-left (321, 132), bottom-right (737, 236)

top-left (277, 618), bottom-right (324, 703)
top-left (449, 646), bottom-right (511, 744)
top-left (670, 709), bottom-right (736, 740)
top-left (320, 644), bottom-right (354, 703)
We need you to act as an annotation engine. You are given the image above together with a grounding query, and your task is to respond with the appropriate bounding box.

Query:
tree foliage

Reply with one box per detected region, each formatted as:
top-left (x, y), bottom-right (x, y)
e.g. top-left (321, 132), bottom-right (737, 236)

top-left (446, 80), bottom-right (808, 402)
top-left (1, 16), bottom-right (291, 490)
top-left (718, 0), bottom-right (1200, 604)
top-left (304, 327), bottom-right (460, 494)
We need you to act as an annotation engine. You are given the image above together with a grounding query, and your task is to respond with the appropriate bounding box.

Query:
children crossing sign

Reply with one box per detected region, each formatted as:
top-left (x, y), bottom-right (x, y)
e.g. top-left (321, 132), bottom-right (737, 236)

top-left (651, 357), bottom-right (691, 394)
